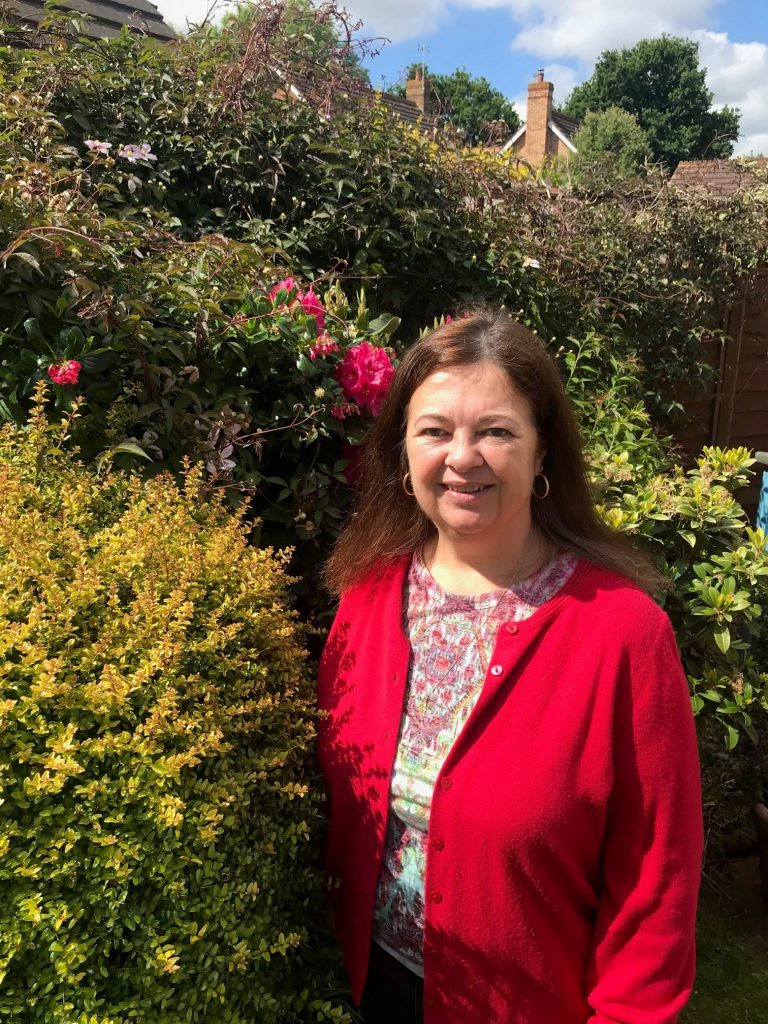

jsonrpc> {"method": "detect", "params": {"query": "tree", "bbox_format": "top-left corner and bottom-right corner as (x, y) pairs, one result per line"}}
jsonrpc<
(396, 65), (520, 145)
(563, 36), (739, 168)
(572, 106), (652, 179)
(218, 0), (371, 83)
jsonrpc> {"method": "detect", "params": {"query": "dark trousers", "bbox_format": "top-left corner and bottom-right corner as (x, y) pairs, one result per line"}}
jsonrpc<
(360, 943), (424, 1024)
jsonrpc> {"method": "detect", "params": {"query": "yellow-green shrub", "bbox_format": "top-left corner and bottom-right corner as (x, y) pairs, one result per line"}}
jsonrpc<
(0, 387), (347, 1023)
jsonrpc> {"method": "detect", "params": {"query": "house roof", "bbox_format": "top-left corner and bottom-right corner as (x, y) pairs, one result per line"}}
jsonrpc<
(283, 71), (441, 135)
(670, 158), (768, 195)
(377, 90), (441, 133)
(551, 110), (579, 140)
(501, 108), (580, 154)
(5, 0), (175, 42)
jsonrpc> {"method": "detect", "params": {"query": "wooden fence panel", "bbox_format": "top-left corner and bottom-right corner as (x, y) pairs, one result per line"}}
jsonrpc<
(666, 270), (768, 519)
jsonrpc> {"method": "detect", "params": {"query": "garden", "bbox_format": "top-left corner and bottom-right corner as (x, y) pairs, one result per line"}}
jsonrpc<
(1, 1), (768, 1020)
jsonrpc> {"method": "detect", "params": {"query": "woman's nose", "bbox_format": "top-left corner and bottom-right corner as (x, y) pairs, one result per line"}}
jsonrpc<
(445, 432), (484, 470)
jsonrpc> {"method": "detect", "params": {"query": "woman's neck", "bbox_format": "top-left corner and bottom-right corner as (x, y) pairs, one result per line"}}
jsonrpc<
(423, 529), (554, 597)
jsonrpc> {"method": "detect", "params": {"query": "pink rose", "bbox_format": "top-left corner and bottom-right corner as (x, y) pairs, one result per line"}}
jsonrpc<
(335, 342), (395, 416)
(269, 277), (299, 302)
(309, 334), (340, 360)
(300, 287), (326, 331)
(47, 360), (82, 386)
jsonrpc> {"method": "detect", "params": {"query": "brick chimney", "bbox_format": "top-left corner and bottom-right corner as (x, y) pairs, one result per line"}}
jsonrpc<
(525, 69), (553, 165)
(406, 69), (431, 115)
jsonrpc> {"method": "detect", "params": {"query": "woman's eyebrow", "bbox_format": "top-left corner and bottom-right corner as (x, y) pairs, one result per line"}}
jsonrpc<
(413, 413), (451, 425)
(412, 412), (520, 427)
(475, 414), (518, 426)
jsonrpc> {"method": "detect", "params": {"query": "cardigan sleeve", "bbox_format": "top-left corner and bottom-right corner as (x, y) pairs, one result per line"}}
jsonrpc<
(585, 612), (703, 1024)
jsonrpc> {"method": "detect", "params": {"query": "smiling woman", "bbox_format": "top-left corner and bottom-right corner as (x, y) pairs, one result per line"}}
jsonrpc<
(319, 309), (703, 1024)
(325, 308), (657, 594)
(404, 360), (545, 595)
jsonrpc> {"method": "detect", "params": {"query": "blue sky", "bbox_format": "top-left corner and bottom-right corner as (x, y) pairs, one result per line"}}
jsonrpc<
(152, 0), (768, 155)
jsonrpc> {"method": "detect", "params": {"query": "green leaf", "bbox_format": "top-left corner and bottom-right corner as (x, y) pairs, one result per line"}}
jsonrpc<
(724, 723), (739, 750)
(111, 442), (153, 460)
(713, 625), (731, 653)
(367, 314), (401, 340)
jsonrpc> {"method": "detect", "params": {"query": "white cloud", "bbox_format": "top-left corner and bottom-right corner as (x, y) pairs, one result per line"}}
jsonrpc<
(504, 0), (717, 62)
(695, 31), (768, 156)
(337, 0), (452, 42)
(341, 0), (720, 55)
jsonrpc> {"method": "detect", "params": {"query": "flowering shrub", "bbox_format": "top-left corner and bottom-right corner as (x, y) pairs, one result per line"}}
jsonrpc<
(0, 389), (349, 1022)
(5, 8), (768, 412)
(0, 145), (398, 603)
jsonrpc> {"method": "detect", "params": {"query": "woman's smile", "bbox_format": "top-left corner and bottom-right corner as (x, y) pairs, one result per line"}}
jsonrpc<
(442, 482), (492, 494)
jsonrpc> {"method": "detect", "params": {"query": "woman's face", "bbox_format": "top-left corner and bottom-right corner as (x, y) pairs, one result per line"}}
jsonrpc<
(404, 360), (543, 549)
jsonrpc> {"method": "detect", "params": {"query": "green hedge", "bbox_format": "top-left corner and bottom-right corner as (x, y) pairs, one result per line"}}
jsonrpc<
(0, 389), (348, 1023)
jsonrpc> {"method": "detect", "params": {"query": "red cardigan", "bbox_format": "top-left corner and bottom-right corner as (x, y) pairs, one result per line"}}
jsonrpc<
(317, 556), (703, 1024)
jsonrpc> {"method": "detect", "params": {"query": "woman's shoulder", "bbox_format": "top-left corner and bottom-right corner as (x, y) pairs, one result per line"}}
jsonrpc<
(567, 557), (673, 635)
(339, 553), (412, 607)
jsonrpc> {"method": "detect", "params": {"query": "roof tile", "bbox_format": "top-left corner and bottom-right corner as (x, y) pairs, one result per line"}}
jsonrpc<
(4, 0), (175, 41)
(671, 158), (768, 196)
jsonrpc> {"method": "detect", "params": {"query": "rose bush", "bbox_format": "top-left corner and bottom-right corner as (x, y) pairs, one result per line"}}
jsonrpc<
(4, 6), (768, 418)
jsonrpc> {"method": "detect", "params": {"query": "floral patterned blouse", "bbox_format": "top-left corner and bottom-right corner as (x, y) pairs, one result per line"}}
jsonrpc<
(372, 547), (578, 975)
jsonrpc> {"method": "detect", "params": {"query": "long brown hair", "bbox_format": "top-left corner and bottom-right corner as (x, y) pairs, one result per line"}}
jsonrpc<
(325, 309), (662, 595)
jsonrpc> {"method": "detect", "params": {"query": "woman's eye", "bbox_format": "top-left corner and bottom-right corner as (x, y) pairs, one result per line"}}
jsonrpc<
(421, 427), (446, 437)
(483, 427), (511, 438)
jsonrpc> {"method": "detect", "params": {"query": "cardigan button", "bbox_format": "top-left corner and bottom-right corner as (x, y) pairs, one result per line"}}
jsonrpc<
(440, 777), (452, 790)
(428, 947), (440, 959)
(430, 891), (443, 904)
(490, 664), (503, 676)
(427, 998), (439, 1009)
(432, 836), (445, 850)
(505, 622), (519, 635)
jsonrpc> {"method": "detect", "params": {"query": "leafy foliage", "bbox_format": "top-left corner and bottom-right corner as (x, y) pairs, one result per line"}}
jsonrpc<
(571, 106), (652, 182)
(0, 389), (349, 1022)
(569, 336), (768, 745)
(2, 5), (768, 761)
(563, 36), (740, 167)
(395, 64), (520, 145)
(1, 11), (765, 404)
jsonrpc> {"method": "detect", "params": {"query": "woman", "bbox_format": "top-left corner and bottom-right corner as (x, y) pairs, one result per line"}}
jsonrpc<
(317, 310), (702, 1024)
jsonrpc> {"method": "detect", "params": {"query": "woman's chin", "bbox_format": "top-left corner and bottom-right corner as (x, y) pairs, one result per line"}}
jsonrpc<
(435, 514), (495, 539)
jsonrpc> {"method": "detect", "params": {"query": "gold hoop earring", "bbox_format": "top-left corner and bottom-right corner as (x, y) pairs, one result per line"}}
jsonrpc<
(402, 472), (415, 497)
(533, 472), (550, 499)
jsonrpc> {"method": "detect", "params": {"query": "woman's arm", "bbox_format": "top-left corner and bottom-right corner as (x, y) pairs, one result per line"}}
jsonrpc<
(585, 615), (703, 1024)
